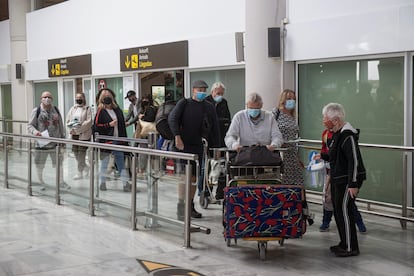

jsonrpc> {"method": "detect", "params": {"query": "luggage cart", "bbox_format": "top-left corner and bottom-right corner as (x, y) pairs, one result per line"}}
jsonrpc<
(199, 140), (227, 209)
(222, 148), (310, 261)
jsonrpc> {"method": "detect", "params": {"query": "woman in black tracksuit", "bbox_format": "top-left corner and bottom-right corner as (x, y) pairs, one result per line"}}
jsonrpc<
(322, 103), (366, 257)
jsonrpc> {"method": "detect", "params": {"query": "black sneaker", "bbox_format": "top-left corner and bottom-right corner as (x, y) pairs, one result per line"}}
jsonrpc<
(215, 192), (224, 200)
(334, 247), (360, 257)
(177, 202), (184, 220)
(191, 202), (202, 218)
(100, 183), (107, 191)
(123, 183), (131, 192)
(191, 208), (202, 219)
(330, 245), (342, 253)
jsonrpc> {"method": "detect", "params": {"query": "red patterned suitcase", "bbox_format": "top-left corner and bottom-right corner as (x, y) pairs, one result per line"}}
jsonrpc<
(223, 184), (307, 240)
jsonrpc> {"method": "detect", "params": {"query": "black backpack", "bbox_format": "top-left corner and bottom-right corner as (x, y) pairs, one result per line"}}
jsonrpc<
(155, 100), (179, 140)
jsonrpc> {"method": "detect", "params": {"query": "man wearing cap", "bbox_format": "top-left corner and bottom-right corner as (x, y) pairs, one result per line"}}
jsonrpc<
(124, 90), (139, 130)
(168, 80), (220, 219)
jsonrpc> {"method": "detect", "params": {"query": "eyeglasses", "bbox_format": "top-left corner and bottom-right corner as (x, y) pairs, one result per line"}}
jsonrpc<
(42, 96), (52, 99)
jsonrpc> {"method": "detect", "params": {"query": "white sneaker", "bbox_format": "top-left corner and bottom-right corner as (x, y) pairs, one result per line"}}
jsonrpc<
(73, 173), (83, 180)
(84, 166), (90, 177)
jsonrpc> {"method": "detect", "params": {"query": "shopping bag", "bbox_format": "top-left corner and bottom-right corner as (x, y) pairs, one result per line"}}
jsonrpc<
(136, 119), (157, 138)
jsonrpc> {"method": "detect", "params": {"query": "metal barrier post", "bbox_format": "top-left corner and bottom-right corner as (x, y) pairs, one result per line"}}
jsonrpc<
(3, 135), (8, 188)
(55, 145), (61, 205)
(19, 124), (22, 153)
(401, 153), (408, 229)
(131, 153), (137, 230)
(89, 148), (95, 216)
(146, 132), (159, 228)
(94, 133), (100, 198)
(183, 161), (192, 248)
(28, 141), (33, 196)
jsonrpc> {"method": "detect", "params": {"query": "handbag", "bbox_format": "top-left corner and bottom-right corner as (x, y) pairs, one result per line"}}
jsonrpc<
(233, 145), (282, 166)
(137, 119), (157, 138)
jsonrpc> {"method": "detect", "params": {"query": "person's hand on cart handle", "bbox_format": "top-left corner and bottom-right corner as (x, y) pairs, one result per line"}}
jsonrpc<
(235, 144), (243, 152)
(175, 135), (184, 151)
(266, 145), (275, 152)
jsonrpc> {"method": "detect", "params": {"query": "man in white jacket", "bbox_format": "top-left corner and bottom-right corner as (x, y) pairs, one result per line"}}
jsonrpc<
(225, 92), (283, 151)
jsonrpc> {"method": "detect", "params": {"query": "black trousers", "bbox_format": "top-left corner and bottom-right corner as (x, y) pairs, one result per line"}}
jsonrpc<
(331, 182), (359, 252)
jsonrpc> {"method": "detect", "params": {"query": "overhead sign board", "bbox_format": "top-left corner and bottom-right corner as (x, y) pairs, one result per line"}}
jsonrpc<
(48, 54), (92, 77)
(120, 40), (188, 71)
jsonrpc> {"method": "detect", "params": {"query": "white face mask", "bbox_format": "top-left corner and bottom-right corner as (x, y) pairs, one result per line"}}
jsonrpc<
(42, 98), (52, 106)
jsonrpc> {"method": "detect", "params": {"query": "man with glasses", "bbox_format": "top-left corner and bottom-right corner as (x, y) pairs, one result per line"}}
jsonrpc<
(27, 91), (69, 189)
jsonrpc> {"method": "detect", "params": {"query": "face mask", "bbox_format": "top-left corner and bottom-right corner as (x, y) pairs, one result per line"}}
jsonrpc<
(196, 91), (207, 101)
(76, 99), (83, 105)
(285, 99), (296, 110)
(141, 101), (149, 107)
(42, 98), (52, 106)
(247, 108), (261, 118)
(103, 96), (112, 105)
(214, 95), (223, 103)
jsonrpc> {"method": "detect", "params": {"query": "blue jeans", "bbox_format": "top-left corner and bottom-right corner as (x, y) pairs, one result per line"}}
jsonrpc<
(100, 150), (128, 184)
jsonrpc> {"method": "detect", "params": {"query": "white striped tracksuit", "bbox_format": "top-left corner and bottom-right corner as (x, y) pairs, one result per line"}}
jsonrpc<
(329, 122), (366, 252)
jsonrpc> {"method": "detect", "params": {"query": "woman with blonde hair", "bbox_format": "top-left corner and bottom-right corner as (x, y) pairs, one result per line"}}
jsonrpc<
(273, 89), (304, 185)
(94, 88), (131, 192)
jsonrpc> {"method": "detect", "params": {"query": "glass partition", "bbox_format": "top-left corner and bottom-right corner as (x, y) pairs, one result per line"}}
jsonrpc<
(0, 84), (12, 132)
(34, 82), (58, 103)
(298, 57), (405, 204)
(190, 69), (245, 118)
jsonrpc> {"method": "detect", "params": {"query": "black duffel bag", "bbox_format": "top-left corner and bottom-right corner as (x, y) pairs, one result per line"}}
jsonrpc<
(233, 145), (282, 166)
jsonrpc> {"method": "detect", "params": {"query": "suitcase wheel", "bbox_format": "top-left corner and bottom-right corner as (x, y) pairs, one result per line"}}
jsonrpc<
(199, 191), (209, 209)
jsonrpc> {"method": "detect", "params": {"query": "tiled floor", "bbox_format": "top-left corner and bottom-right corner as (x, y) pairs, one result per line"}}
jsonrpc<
(0, 186), (413, 276)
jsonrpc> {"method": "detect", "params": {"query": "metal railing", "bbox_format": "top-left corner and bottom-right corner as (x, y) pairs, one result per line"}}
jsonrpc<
(299, 139), (414, 228)
(0, 131), (208, 248)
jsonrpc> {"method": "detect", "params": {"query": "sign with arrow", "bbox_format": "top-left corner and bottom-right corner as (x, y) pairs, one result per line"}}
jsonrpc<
(48, 54), (92, 78)
(120, 41), (188, 71)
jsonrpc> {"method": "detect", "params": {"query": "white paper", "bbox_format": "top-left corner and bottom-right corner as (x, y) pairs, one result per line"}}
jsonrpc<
(36, 130), (51, 148)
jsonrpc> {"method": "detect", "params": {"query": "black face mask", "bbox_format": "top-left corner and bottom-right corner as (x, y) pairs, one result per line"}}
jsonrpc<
(76, 99), (83, 105)
(103, 97), (112, 105)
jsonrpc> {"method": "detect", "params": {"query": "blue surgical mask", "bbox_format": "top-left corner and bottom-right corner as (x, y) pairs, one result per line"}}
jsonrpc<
(285, 99), (296, 110)
(213, 95), (223, 103)
(196, 91), (207, 101)
(247, 108), (261, 118)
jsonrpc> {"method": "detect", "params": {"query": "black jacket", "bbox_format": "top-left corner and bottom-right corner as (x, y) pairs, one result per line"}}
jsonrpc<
(94, 107), (128, 145)
(205, 95), (231, 147)
(168, 98), (220, 149)
(329, 122), (366, 188)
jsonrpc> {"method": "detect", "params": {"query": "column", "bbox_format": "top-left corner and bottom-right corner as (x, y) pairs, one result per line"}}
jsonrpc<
(9, 0), (32, 126)
(245, 0), (294, 110)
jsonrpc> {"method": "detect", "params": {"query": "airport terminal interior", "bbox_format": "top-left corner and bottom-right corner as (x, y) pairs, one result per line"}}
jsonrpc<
(1, 1), (414, 275)
(0, 139), (413, 276)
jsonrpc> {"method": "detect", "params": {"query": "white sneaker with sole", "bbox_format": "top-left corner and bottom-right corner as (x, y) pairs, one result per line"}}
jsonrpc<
(73, 173), (83, 180)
